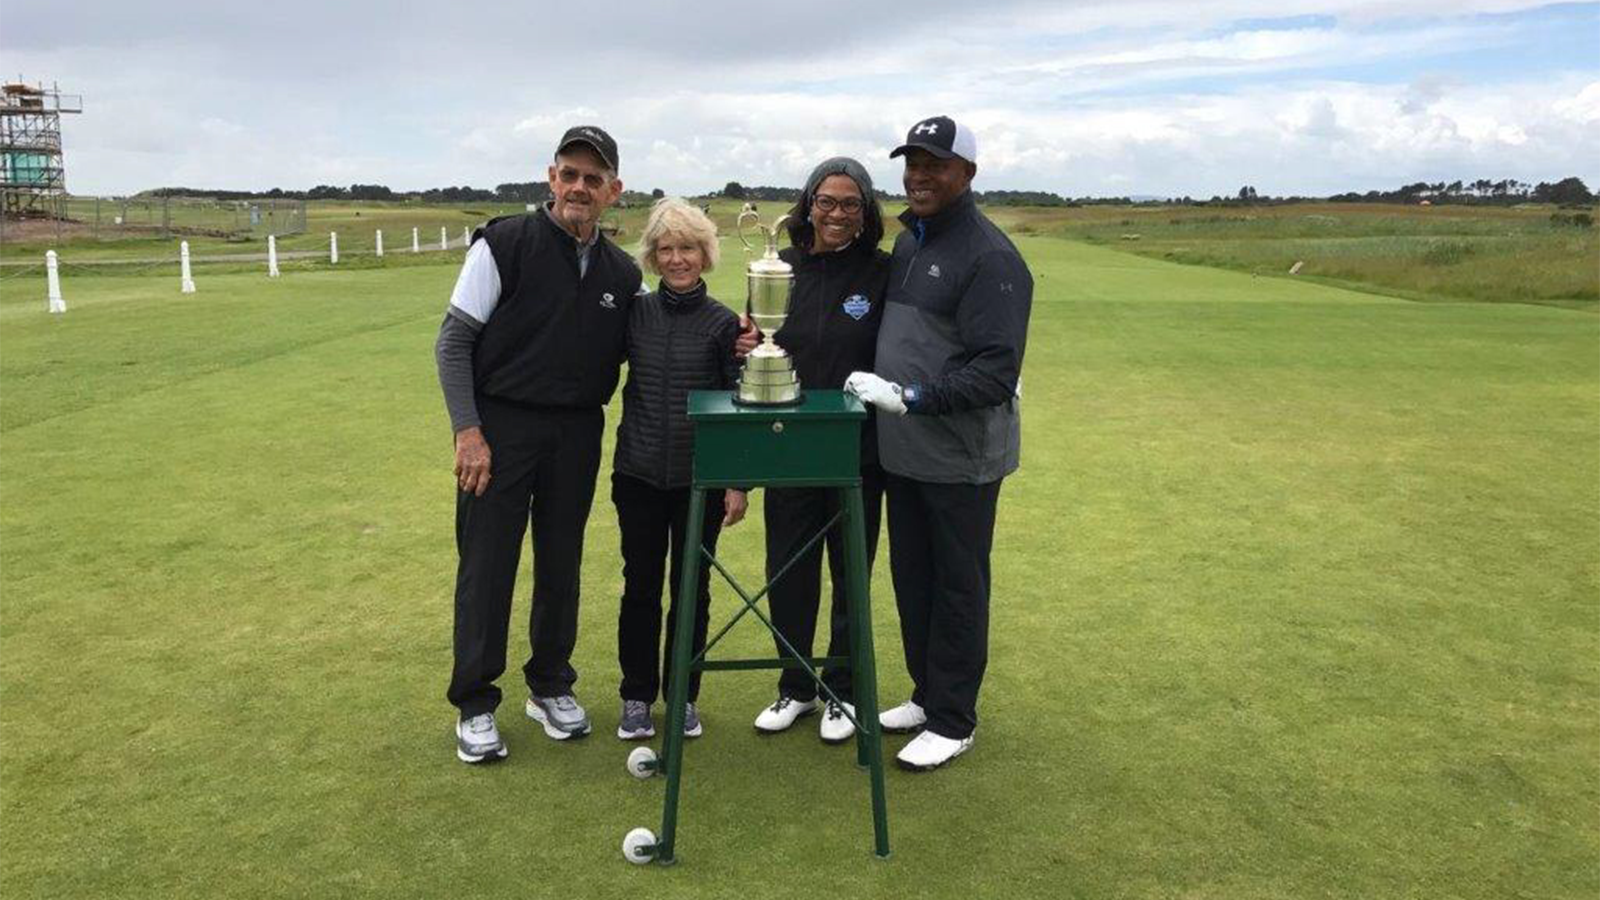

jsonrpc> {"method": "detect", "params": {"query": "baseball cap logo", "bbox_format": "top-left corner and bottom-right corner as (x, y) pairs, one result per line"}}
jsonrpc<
(913, 121), (940, 136)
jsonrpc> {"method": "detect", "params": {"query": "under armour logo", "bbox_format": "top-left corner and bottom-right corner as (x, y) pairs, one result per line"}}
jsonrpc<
(913, 121), (940, 136)
(600, 293), (617, 309)
(999, 282), (1013, 293)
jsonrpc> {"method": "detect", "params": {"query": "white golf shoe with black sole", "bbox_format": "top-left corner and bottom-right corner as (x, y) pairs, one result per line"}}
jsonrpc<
(456, 713), (508, 764)
(753, 696), (820, 734)
(878, 699), (927, 734)
(895, 730), (973, 772)
(819, 701), (857, 744)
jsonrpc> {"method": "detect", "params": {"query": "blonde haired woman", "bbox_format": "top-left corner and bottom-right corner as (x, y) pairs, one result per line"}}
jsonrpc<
(612, 198), (747, 740)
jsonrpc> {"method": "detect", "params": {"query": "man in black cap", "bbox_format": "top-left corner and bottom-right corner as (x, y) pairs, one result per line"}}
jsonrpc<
(435, 126), (639, 763)
(845, 115), (1033, 771)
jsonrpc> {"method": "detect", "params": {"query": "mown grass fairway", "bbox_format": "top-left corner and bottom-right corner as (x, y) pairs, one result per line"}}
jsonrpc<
(1, 234), (1596, 899)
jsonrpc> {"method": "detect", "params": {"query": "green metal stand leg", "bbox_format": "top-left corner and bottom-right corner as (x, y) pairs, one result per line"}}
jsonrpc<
(841, 486), (891, 859)
(656, 487), (707, 865)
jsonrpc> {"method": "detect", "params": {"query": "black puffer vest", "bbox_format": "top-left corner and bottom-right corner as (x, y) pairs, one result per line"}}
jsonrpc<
(613, 281), (741, 489)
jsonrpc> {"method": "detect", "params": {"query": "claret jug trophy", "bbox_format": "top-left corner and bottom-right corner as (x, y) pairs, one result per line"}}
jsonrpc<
(734, 209), (802, 406)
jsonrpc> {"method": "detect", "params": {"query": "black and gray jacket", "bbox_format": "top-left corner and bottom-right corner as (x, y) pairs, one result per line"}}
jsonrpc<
(613, 281), (741, 489)
(774, 242), (891, 466)
(875, 191), (1033, 484)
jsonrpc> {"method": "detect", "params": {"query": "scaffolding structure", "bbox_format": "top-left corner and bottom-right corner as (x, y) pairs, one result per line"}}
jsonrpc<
(1, 81), (83, 220)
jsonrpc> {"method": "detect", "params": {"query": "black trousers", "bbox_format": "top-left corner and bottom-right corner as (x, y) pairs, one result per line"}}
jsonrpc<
(447, 399), (603, 718)
(764, 464), (885, 703)
(613, 472), (726, 704)
(884, 472), (1003, 740)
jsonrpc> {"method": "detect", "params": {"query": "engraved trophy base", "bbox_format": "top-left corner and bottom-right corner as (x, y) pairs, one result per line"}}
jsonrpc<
(735, 352), (802, 406)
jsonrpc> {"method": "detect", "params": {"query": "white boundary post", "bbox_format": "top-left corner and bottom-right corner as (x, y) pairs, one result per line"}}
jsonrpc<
(375, 229), (384, 257)
(46, 250), (66, 313)
(330, 231), (339, 264)
(267, 234), (281, 277)
(411, 227), (419, 253)
(439, 226), (447, 251)
(462, 225), (470, 249)
(180, 241), (197, 293)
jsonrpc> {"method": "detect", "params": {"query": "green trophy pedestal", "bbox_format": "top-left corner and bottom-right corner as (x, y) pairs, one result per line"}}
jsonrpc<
(626, 390), (890, 865)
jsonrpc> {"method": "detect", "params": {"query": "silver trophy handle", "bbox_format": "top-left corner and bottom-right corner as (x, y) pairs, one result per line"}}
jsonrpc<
(737, 211), (793, 257)
(737, 208), (763, 254)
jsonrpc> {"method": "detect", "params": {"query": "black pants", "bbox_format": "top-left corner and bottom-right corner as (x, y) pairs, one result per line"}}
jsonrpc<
(764, 464), (885, 703)
(613, 472), (727, 704)
(447, 399), (603, 718)
(884, 473), (1003, 740)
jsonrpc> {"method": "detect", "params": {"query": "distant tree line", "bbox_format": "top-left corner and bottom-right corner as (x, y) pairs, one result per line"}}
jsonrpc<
(133, 176), (1593, 208)
(1326, 177), (1593, 207)
(141, 182), (558, 204)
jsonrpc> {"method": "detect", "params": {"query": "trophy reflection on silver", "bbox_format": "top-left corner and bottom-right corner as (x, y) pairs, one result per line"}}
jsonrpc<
(733, 209), (802, 406)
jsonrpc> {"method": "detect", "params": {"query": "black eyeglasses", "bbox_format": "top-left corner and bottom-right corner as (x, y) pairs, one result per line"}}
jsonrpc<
(812, 195), (864, 214)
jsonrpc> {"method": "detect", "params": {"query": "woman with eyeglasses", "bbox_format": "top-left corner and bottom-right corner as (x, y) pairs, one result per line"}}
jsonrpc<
(751, 157), (892, 744)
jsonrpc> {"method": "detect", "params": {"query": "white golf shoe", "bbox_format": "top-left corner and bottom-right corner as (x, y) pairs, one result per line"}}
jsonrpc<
(753, 696), (819, 733)
(895, 730), (973, 772)
(455, 712), (508, 764)
(819, 701), (856, 744)
(878, 699), (927, 733)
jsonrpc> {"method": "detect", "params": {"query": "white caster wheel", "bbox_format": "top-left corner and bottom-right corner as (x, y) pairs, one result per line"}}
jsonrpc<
(622, 827), (658, 864)
(626, 745), (658, 779)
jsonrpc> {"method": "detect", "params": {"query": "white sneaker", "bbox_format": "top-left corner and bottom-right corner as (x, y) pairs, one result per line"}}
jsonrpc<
(455, 713), (508, 764)
(526, 694), (592, 741)
(819, 701), (856, 744)
(895, 730), (973, 771)
(753, 696), (819, 733)
(878, 699), (926, 733)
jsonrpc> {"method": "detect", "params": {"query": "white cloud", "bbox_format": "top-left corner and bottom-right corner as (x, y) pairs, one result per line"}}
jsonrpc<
(5, 2), (1595, 196)
(1553, 81), (1600, 123)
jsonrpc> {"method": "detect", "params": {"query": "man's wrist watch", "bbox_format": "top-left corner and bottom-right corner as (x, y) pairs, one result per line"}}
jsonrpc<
(901, 384), (920, 409)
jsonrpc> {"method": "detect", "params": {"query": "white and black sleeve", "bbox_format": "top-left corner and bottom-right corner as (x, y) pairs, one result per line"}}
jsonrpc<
(435, 240), (502, 433)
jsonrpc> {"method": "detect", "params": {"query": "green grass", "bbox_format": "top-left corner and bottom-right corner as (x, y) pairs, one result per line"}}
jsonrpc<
(12, 198), (1595, 311)
(1, 234), (1597, 899)
(985, 202), (1599, 309)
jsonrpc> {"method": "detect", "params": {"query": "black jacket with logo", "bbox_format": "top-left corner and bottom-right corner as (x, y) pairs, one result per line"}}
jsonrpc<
(875, 191), (1033, 484)
(773, 242), (891, 465)
(613, 282), (741, 489)
(472, 209), (641, 408)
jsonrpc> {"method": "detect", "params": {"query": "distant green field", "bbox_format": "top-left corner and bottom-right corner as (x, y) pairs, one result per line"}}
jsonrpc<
(2, 233), (1595, 899)
(8, 198), (1595, 311)
(985, 202), (1599, 309)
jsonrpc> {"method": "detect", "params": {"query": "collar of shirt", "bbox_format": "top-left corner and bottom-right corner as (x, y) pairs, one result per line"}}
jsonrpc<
(657, 278), (707, 309)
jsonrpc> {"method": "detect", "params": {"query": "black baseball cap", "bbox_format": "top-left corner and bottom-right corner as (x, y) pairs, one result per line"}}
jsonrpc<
(556, 125), (619, 172)
(890, 115), (977, 164)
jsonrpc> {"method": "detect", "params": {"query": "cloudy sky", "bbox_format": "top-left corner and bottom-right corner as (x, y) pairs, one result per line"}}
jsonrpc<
(5, 1), (1597, 198)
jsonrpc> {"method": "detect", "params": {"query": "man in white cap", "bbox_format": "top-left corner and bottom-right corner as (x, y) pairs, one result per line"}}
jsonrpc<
(845, 115), (1033, 771)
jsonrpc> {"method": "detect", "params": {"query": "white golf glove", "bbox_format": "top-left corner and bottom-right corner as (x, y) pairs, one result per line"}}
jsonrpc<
(844, 371), (908, 416)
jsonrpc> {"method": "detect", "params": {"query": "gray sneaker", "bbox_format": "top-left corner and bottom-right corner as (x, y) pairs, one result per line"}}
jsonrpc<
(683, 702), (703, 739)
(525, 694), (592, 741)
(456, 712), (508, 764)
(617, 700), (655, 740)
